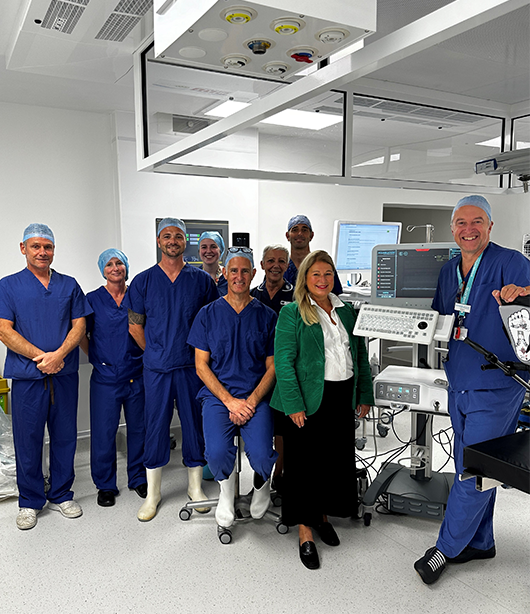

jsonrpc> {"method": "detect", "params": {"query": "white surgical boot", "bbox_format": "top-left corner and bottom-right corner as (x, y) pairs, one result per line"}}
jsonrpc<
(215, 466), (237, 528)
(137, 467), (162, 522)
(250, 473), (271, 519)
(187, 466), (211, 514)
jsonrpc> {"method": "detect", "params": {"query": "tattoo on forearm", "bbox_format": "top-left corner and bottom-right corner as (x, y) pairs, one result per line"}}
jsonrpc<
(128, 309), (146, 326)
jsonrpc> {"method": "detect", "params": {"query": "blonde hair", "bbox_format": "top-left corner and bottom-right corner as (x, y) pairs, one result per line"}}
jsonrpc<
(294, 250), (337, 326)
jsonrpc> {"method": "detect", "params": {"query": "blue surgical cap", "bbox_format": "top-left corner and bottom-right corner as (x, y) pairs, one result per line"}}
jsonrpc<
(23, 223), (55, 245)
(287, 215), (312, 232)
(157, 217), (186, 236)
(452, 195), (492, 221)
(98, 248), (129, 281)
(224, 247), (254, 269)
(199, 231), (225, 256)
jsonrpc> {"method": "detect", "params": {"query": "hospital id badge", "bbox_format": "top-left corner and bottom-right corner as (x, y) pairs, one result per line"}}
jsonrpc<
(455, 302), (471, 313)
(453, 326), (468, 340)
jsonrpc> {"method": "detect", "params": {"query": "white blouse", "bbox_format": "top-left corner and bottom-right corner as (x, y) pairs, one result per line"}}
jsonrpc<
(310, 293), (354, 381)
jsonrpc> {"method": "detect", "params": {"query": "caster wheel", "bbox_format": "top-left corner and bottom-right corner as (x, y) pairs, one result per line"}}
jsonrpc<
(179, 508), (191, 521)
(218, 527), (232, 544)
(271, 493), (282, 507)
(276, 522), (289, 535)
(355, 438), (366, 451)
(355, 419), (360, 430)
(377, 424), (389, 438)
(363, 512), (371, 526)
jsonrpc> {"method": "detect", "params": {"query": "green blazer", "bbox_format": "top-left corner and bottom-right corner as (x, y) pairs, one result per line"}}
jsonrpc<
(270, 300), (375, 416)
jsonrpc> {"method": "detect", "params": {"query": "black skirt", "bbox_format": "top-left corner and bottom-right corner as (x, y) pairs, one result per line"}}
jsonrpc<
(281, 377), (358, 527)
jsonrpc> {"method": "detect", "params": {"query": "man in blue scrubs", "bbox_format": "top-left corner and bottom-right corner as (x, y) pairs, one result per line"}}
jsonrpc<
(414, 196), (530, 584)
(0, 224), (91, 530)
(284, 215), (343, 296)
(81, 249), (146, 508)
(188, 247), (278, 529)
(125, 218), (218, 521)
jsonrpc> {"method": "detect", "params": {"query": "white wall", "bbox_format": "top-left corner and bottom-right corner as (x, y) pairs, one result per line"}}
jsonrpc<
(0, 101), (119, 432)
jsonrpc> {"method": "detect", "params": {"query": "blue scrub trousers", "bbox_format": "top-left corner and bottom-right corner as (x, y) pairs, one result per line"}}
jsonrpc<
(143, 367), (205, 469)
(11, 373), (78, 510)
(202, 396), (277, 482)
(436, 386), (525, 558)
(90, 376), (146, 493)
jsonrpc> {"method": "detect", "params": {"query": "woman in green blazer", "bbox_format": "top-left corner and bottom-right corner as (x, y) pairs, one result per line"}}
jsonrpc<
(271, 250), (374, 570)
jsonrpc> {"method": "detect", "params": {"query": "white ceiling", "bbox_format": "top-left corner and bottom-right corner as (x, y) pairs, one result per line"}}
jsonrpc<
(0, 0), (528, 117)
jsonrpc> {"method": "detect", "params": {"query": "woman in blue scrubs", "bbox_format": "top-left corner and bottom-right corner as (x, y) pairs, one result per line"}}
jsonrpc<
(198, 231), (227, 296)
(81, 249), (146, 507)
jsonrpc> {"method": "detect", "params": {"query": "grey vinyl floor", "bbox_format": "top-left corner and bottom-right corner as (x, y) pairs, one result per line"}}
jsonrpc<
(0, 411), (528, 614)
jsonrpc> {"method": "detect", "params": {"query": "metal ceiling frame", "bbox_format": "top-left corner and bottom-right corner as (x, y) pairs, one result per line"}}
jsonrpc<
(133, 0), (528, 193)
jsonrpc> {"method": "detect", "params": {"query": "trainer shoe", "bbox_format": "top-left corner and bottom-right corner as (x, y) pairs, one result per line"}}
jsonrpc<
(48, 499), (83, 518)
(414, 546), (447, 584)
(447, 544), (496, 564)
(16, 508), (40, 531)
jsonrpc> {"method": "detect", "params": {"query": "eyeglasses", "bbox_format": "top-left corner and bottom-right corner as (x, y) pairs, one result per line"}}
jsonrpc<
(227, 246), (253, 254)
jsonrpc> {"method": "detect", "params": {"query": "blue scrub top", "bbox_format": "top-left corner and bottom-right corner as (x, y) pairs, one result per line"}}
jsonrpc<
(124, 264), (218, 372)
(86, 286), (143, 384)
(0, 268), (92, 380)
(250, 279), (294, 316)
(188, 297), (277, 399)
(284, 258), (343, 296)
(432, 242), (530, 391)
(217, 274), (228, 297)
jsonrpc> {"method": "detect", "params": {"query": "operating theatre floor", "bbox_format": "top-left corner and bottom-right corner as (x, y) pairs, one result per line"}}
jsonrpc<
(0, 410), (528, 614)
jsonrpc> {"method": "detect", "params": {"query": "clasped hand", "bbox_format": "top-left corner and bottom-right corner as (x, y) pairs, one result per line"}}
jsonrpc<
(226, 398), (256, 426)
(33, 351), (65, 375)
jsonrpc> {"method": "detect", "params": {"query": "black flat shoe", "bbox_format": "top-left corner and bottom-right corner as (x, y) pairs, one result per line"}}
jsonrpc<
(131, 483), (148, 499)
(299, 541), (320, 570)
(314, 521), (340, 546)
(447, 545), (496, 564)
(97, 490), (116, 507)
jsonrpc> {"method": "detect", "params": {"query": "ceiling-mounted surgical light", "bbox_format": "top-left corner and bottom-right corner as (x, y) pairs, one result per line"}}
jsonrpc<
(222, 6), (256, 24)
(317, 27), (350, 44)
(271, 17), (305, 35)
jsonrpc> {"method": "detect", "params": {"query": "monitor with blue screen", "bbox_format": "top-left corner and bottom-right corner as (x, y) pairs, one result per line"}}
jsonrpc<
(332, 220), (402, 287)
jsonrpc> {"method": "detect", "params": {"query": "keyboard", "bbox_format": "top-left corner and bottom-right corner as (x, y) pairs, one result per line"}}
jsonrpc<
(354, 304), (439, 345)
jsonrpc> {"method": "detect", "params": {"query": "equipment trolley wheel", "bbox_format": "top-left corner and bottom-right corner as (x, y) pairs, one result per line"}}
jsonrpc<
(179, 507), (192, 521)
(355, 437), (366, 451)
(377, 424), (389, 438)
(271, 492), (282, 507)
(217, 526), (232, 544)
(363, 512), (371, 526)
(276, 522), (289, 535)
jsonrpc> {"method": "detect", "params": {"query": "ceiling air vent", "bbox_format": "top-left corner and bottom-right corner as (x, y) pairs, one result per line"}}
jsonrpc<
(95, 0), (153, 43)
(41, 0), (90, 35)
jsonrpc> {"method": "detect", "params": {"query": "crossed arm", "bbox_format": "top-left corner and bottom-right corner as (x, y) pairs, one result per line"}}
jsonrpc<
(195, 348), (276, 426)
(0, 317), (86, 375)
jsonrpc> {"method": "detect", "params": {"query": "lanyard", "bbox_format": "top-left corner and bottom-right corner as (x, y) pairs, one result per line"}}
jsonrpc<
(456, 252), (483, 319)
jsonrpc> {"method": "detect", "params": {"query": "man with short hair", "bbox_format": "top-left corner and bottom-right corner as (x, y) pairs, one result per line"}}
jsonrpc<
(188, 247), (278, 529)
(125, 218), (218, 521)
(250, 244), (293, 315)
(0, 224), (91, 530)
(414, 195), (530, 584)
(284, 215), (343, 295)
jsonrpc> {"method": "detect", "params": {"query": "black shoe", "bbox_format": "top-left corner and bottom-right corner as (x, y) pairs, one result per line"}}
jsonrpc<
(447, 545), (496, 564)
(313, 521), (340, 546)
(97, 490), (116, 507)
(299, 541), (320, 570)
(414, 547), (447, 585)
(131, 483), (148, 499)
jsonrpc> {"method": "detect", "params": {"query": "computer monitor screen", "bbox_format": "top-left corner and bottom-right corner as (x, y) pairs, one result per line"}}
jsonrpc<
(332, 221), (402, 284)
(155, 218), (229, 266)
(371, 242), (461, 308)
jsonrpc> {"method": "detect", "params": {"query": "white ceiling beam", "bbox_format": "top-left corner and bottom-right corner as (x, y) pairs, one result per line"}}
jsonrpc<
(137, 0), (528, 171)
